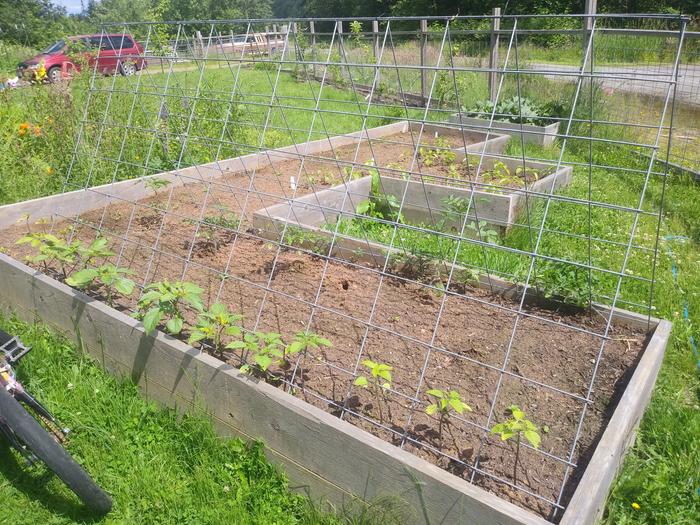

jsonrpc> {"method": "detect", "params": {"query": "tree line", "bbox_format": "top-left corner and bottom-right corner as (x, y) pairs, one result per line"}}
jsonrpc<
(1, 0), (697, 48)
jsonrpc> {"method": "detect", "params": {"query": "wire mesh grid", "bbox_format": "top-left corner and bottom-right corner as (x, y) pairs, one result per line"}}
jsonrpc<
(7, 13), (693, 521)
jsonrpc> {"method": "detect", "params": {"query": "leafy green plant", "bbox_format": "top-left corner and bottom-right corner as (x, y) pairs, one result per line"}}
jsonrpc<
(419, 136), (456, 167)
(349, 20), (365, 47)
(355, 161), (404, 222)
(66, 264), (135, 306)
(188, 302), (242, 357)
(282, 226), (329, 256)
(465, 96), (553, 127)
(78, 236), (115, 268)
(136, 280), (204, 335)
(284, 331), (332, 364)
(17, 233), (82, 278)
(491, 405), (541, 484)
(425, 389), (472, 442)
(466, 220), (500, 245)
(144, 177), (172, 195)
(230, 331), (285, 375)
(354, 359), (393, 421)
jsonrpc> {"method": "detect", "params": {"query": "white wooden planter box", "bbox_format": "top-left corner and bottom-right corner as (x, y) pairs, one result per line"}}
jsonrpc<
(448, 114), (561, 147)
(406, 121), (511, 159)
(252, 156), (573, 236)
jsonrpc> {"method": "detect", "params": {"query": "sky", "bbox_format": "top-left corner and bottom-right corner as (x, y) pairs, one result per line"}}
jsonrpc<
(53, 0), (83, 15)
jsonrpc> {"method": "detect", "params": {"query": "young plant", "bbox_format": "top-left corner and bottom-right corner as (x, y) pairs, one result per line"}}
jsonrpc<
(491, 405), (541, 485)
(281, 331), (332, 383)
(188, 303), (242, 357)
(355, 161), (403, 223)
(466, 220), (500, 245)
(419, 136), (456, 167)
(17, 233), (82, 278)
(228, 332), (283, 372)
(284, 331), (332, 364)
(137, 280), (204, 335)
(66, 264), (135, 306)
(354, 359), (393, 421)
(229, 331), (284, 375)
(425, 389), (472, 442)
(78, 236), (115, 268)
(144, 177), (171, 195)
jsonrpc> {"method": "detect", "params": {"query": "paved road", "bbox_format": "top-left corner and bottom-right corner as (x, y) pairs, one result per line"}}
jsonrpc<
(529, 63), (700, 107)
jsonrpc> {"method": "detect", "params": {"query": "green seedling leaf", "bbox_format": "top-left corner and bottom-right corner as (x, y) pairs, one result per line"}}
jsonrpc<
(354, 376), (369, 387)
(142, 308), (163, 334)
(166, 317), (183, 335)
(66, 268), (99, 287)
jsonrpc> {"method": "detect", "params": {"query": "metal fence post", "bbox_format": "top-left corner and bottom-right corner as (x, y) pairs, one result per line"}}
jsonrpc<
(489, 8), (501, 102)
(310, 21), (316, 79)
(584, 0), (597, 55)
(420, 19), (428, 106)
(373, 20), (381, 85)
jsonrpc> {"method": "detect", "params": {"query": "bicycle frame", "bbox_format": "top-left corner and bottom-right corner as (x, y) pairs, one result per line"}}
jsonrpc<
(0, 328), (69, 463)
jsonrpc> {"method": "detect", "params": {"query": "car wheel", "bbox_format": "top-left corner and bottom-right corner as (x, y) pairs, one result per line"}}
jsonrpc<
(47, 66), (62, 83)
(119, 61), (136, 76)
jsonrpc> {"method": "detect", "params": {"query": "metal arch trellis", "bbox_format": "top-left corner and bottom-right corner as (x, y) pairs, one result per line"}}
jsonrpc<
(43, 12), (692, 520)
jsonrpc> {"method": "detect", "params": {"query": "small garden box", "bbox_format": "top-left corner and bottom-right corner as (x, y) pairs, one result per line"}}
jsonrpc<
(448, 114), (561, 147)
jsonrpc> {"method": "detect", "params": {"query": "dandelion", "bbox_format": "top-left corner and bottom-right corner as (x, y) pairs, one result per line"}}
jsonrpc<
(46, 167), (53, 175)
(631, 502), (640, 510)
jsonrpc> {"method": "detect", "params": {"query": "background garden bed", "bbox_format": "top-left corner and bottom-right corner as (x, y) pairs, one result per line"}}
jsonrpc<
(447, 115), (561, 147)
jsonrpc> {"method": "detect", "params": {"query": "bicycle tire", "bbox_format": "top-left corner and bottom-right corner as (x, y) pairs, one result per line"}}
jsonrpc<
(0, 386), (112, 514)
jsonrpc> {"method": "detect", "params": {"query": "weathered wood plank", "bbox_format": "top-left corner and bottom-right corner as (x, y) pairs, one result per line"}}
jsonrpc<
(560, 319), (672, 525)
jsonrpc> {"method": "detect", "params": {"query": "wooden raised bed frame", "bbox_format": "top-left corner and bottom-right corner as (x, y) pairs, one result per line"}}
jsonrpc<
(0, 123), (670, 525)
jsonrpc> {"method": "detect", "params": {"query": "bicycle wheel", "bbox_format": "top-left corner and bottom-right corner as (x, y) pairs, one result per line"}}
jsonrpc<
(0, 386), (112, 513)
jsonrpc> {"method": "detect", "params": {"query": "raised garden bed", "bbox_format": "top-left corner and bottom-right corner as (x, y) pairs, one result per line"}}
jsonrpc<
(253, 156), (573, 240)
(0, 126), (669, 525)
(448, 114), (561, 147)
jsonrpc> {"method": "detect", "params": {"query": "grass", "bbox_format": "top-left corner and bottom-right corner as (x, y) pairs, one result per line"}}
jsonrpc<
(0, 65), (432, 206)
(0, 55), (698, 523)
(0, 315), (408, 525)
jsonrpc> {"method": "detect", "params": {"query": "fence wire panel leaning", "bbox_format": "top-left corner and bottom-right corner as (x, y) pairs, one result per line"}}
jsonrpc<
(8, 13), (692, 522)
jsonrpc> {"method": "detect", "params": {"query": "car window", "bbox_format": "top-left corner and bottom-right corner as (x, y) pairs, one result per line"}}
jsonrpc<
(109, 36), (135, 50)
(40, 40), (66, 54)
(88, 36), (112, 50)
(232, 35), (246, 44)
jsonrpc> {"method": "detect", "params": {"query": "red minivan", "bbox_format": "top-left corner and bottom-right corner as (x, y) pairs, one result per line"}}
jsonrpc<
(17, 34), (147, 83)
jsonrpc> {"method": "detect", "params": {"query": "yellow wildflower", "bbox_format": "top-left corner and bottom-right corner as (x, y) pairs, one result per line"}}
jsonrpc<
(47, 167), (53, 175)
(631, 502), (640, 510)
(33, 126), (42, 136)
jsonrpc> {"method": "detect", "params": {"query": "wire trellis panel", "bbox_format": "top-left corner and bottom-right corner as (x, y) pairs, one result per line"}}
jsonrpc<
(9, 13), (691, 521)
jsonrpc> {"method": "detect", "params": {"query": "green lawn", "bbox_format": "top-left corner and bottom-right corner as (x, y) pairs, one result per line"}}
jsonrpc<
(0, 316), (406, 525)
